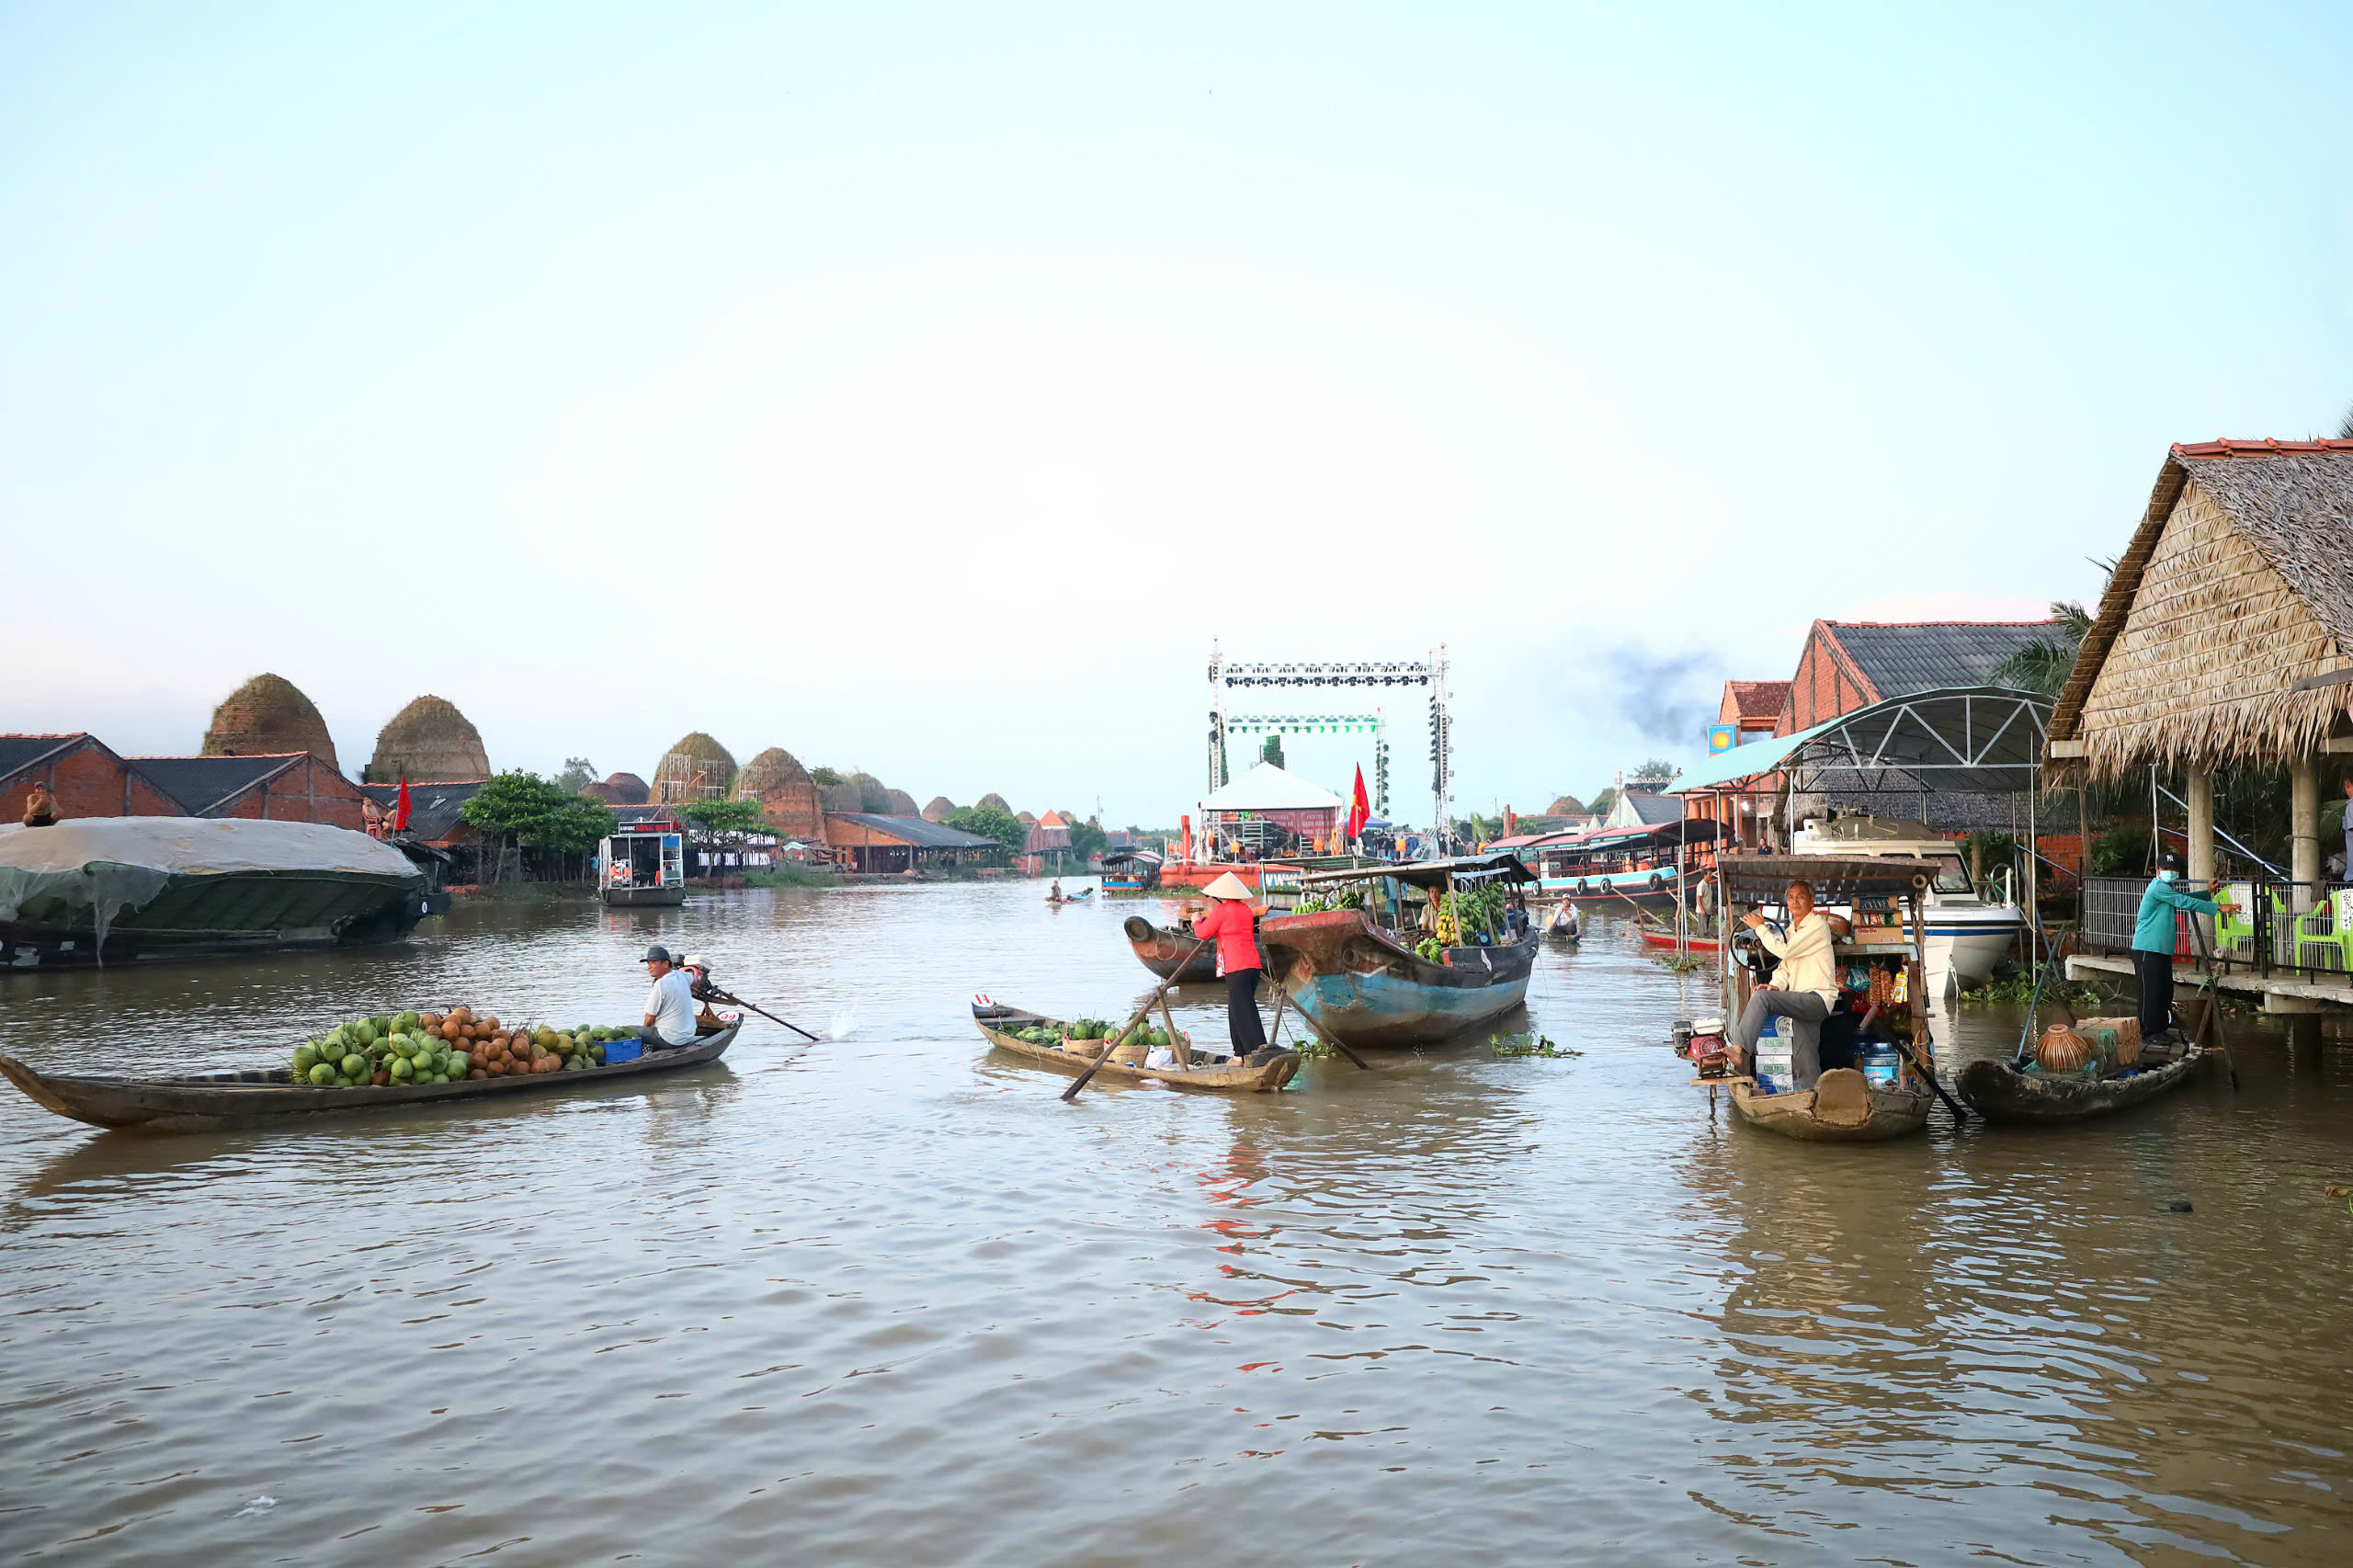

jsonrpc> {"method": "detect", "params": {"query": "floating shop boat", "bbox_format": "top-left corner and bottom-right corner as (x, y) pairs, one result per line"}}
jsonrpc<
(597, 808), (687, 907)
(1256, 853), (1540, 1050)
(971, 1002), (1298, 1093)
(1519, 819), (1728, 909)
(1792, 813), (2026, 995)
(0, 1021), (741, 1133)
(1955, 1039), (2205, 1122)
(1099, 849), (1164, 892)
(0, 817), (432, 971)
(1708, 855), (1946, 1142)
(1123, 915), (1263, 983)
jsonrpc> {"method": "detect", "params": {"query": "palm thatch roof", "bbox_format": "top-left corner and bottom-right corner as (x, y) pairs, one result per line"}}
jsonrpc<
(654, 733), (737, 803)
(367, 695), (489, 783)
(203, 674), (338, 771)
(600, 771), (651, 805)
(921, 795), (957, 823)
(732, 747), (812, 800)
(2050, 439), (2353, 779)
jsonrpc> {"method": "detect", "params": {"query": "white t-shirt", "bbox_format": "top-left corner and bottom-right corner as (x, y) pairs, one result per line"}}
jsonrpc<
(645, 969), (699, 1045)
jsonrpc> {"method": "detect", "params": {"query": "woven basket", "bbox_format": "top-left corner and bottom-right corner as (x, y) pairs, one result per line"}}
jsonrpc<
(2035, 1025), (2092, 1072)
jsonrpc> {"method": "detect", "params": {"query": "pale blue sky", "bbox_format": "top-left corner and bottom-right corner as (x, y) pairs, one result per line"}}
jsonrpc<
(4, 4), (2347, 824)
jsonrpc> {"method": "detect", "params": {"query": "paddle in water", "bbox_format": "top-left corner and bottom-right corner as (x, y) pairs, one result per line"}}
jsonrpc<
(699, 983), (822, 1042)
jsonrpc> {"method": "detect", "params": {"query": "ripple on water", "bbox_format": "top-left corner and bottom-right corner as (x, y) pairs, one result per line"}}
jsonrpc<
(3, 888), (2351, 1564)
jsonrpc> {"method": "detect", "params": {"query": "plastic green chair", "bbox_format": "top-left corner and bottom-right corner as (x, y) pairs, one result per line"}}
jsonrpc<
(2286, 889), (2353, 974)
(2214, 881), (2258, 960)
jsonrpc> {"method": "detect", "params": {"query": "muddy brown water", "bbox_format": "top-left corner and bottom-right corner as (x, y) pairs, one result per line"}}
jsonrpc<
(4, 884), (2351, 1566)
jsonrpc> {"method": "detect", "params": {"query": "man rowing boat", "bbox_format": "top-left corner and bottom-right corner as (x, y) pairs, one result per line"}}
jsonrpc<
(640, 946), (699, 1051)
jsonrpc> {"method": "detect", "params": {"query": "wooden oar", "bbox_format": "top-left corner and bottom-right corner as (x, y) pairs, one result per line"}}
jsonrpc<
(1063, 938), (1204, 1101)
(2184, 909), (2239, 1089)
(703, 985), (821, 1042)
(1890, 1034), (1968, 1123)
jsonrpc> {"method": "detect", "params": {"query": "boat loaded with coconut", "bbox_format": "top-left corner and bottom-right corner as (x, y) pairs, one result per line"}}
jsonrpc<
(969, 1001), (1299, 1093)
(1254, 853), (1540, 1050)
(1682, 855), (1952, 1142)
(0, 817), (435, 970)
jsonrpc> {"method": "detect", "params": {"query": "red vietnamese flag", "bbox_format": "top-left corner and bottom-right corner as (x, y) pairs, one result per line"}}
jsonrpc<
(1346, 764), (1370, 840)
(393, 774), (413, 833)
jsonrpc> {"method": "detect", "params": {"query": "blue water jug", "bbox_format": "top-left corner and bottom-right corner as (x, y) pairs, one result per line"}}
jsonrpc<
(1860, 1041), (1900, 1087)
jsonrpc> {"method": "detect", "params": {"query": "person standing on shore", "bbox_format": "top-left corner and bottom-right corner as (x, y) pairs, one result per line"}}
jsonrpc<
(1191, 871), (1272, 1062)
(2132, 850), (2232, 1046)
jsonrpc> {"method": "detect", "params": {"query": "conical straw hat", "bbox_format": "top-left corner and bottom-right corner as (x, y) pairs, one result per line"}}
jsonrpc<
(1201, 871), (1253, 901)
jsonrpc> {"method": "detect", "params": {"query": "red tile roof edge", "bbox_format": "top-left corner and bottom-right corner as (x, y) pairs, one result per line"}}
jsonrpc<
(2173, 437), (2353, 459)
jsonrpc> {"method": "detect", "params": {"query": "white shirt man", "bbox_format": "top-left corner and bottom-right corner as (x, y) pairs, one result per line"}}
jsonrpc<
(1732, 881), (1848, 1089)
(642, 946), (699, 1048)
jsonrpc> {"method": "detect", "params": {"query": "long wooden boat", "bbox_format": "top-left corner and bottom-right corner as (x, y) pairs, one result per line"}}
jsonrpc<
(1258, 910), (1538, 1048)
(972, 1003), (1297, 1093)
(1955, 1041), (2204, 1122)
(1728, 1068), (1931, 1142)
(1046, 887), (1096, 904)
(0, 1021), (740, 1133)
(1122, 915), (1263, 983)
(1637, 926), (1720, 953)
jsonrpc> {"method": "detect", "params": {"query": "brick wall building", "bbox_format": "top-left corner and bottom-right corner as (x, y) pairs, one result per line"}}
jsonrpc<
(0, 734), (367, 829)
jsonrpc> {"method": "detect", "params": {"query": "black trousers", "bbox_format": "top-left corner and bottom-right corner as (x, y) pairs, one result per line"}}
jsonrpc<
(1225, 969), (1267, 1053)
(2132, 949), (2174, 1041)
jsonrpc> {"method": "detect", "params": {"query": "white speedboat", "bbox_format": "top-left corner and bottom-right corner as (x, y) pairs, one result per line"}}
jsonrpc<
(1790, 815), (2023, 995)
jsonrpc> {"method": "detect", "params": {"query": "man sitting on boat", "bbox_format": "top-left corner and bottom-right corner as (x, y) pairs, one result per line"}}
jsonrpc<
(2132, 851), (2232, 1048)
(1547, 902), (1580, 939)
(641, 945), (699, 1050)
(1191, 871), (1275, 1064)
(1733, 880), (1847, 1090)
(681, 952), (725, 1028)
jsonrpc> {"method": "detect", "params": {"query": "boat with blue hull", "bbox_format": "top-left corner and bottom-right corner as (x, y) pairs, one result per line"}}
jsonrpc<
(1258, 854), (1540, 1050)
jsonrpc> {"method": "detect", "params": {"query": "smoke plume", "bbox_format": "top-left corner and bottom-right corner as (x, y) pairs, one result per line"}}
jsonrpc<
(1603, 649), (1718, 744)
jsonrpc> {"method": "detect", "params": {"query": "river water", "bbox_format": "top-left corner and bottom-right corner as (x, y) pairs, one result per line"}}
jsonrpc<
(5, 881), (2351, 1566)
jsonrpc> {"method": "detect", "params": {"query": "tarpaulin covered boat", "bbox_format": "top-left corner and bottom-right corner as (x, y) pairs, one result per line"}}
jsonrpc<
(0, 817), (430, 970)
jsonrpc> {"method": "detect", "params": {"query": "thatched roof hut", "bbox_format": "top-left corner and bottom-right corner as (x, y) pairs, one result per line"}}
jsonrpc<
(2050, 439), (2353, 780)
(600, 771), (651, 805)
(654, 733), (736, 804)
(921, 796), (956, 823)
(976, 792), (1012, 814)
(882, 788), (920, 816)
(367, 695), (489, 782)
(203, 674), (339, 771)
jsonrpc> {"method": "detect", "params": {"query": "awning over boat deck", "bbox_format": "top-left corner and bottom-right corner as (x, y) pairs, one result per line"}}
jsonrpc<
(1295, 852), (1537, 890)
(1718, 854), (1946, 907)
(1674, 687), (2053, 798)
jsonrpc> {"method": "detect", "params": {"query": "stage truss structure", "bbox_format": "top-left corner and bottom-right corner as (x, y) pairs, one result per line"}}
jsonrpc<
(1207, 643), (1451, 828)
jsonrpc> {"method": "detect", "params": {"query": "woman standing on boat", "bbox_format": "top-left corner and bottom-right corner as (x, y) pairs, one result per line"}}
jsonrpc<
(1191, 872), (1271, 1062)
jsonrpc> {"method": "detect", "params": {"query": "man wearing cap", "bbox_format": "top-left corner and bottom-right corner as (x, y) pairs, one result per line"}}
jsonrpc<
(641, 946), (699, 1050)
(1188, 871), (1273, 1062)
(2132, 851), (2232, 1047)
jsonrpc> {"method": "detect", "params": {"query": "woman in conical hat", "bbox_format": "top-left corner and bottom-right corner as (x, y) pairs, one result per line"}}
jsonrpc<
(1190, 871), (1270, 1061)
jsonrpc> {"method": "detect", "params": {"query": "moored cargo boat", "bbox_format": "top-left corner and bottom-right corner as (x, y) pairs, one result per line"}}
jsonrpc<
(0, 817), (431, 970)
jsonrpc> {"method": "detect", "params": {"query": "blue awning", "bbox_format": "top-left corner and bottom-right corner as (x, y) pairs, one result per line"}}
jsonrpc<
(1672, 718), (1837, 794)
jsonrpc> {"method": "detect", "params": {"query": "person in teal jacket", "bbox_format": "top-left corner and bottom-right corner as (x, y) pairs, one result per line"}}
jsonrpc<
(2132, 850), (2231, 1045)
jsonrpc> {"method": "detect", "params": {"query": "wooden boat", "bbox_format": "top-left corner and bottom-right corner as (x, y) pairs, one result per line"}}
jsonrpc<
(0, 1021), (740, 1133)
(1955, 1041), (2205, 1122)
(1637, 927), (1720, 953)
(1257, 854), (1540, 1050)
(1123, 915), (1263, 983)
(972, 1003), (1298, 1093)
(1728, 1069), (1932, 1142)
(1046, 887), (1096, 904)
(597, 810), (688, 907)
(1705, 855), (1951, 1143)
(1099, 849), (1163, 892)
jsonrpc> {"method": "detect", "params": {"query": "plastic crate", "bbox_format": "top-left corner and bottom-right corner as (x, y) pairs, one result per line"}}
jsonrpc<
(604, 1036), (643, 1064)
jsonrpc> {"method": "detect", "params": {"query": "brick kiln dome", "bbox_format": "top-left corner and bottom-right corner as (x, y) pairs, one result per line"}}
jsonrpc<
(882, 788), (920, 816)
(368, 695), (489, 782)
(653, 733), (736, 803)
(202, 674), (339, 771)
(976, 792), (1012, 814)
(731, 748), (813, 800)
(600, 772), (651, 805)
(921, 796), (957, 823)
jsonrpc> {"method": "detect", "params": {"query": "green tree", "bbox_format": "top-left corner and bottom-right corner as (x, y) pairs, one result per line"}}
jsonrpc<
(460, 771), (615, 881)
(555, 756), (597, 793)
(1629, 758), (1678, 790)
(810, 766), (844, 788)
(944, 804), (1026, 858)
(1067, 816), (1108, 863)
(1990, 599), (2096, 699)
(1587, 785), (1619, 817)
(682, 799), (767, 835)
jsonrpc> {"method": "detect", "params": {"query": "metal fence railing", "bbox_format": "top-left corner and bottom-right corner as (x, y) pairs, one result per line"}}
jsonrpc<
(2079, 875), (2353, 983)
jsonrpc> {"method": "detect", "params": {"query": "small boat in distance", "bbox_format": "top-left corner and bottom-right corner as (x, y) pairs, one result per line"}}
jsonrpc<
(1099, 849), (1164, 892)
(0, 1021), (741, 1134)
(598, 806), (687, 907)
(1258, 854), (1540, 1050)
(1046, 886), (1096, 904)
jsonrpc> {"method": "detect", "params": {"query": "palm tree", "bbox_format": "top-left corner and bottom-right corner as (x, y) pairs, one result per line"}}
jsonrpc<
(1990, 599), (2095, 699)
